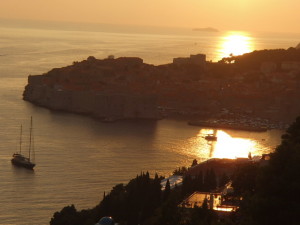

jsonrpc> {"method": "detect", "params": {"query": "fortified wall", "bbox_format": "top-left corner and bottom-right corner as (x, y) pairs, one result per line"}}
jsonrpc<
(23, 73), (160, 121)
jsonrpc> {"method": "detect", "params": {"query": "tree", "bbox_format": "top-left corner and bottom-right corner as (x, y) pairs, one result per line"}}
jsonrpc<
(239, 116), (300, 225)
(173, 166), (188, 175)
(157, 190), (182, 225)
(191, 159), (198, 167)
(203, 169), (217, 191)
(50, 173), (163, 225)
(194, 172), (204, 191)
(219, 172), (230, 188)
(50, 205), (82, 225)
(231, 163), (258, 196)
(202, 198), (208, 210)
(163, 179), (171, 201)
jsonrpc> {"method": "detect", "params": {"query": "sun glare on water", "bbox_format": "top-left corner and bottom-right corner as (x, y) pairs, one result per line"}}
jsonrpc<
(212, 130), (256, 159)
(217, 32), (254, 60)
(195, 129), (257, 159)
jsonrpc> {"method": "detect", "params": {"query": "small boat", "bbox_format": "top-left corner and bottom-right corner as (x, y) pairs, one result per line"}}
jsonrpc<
(205, 134), (217, 141)
(11, 117), (36, 169)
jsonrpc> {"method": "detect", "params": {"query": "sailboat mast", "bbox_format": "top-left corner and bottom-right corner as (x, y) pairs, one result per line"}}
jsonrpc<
(28, 116), (33, 160)
(19, 125), (22, 154)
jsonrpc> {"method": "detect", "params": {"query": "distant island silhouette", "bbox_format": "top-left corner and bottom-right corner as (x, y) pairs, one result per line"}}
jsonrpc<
(193, 27), (219, 32)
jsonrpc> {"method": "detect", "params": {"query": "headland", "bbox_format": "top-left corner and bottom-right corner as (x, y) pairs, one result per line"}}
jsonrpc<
(23, 48), (300, 127)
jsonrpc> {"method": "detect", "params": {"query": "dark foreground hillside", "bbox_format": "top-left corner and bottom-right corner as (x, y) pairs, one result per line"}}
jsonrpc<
(236, 117), (300, 225)
(50, 116), (300, 225)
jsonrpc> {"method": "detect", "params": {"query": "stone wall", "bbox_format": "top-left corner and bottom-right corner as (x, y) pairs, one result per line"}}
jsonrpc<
(23, 81), (160, 120)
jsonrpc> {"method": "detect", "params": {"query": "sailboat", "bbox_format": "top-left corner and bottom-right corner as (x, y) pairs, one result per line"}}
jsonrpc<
(204, 130), (217, 141)
(11, 117), (36, 169)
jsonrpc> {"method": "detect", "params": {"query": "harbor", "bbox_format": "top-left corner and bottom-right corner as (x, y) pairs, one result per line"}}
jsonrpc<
(188, 117), (289, 132)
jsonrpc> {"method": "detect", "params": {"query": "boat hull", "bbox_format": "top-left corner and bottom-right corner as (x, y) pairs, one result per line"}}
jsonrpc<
(205, 136), (217, 141)
(11, 158), (35, 169)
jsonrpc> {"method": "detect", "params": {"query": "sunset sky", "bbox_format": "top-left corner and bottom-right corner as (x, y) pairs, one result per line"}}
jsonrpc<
(1, 0), (299, 32)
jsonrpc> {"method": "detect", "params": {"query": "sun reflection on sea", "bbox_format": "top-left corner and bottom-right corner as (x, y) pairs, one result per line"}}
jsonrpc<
(217, 31), (254, 60)
(196, 129), (258, 159)
(212, 130), (255, 158)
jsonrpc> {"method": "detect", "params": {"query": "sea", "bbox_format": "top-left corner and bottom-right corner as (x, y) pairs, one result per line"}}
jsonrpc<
(0, 20), (299, 225)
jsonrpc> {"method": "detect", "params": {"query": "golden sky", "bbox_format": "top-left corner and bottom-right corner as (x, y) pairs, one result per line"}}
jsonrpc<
(1, 0), (299, 32)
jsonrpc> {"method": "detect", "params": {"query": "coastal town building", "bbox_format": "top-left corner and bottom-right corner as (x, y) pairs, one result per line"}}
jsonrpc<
(281, 61), (300, 71)
(173, 54), (206, 66)
(179, 192), (222, 209)
(179, 191), (238, 212)
(260, 62), (277, 74)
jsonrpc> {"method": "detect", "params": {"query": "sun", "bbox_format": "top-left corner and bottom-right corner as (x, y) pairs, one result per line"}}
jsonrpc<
(217, 31), (254, 60)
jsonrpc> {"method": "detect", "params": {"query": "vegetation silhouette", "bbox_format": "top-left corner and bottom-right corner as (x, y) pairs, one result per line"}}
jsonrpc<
(234, 117), (300, 225)
(50, 116), (300, 225)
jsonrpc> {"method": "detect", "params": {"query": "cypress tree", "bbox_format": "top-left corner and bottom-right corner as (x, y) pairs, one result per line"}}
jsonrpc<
(191, 159), (198, 167)
(163, 179), (171, 201)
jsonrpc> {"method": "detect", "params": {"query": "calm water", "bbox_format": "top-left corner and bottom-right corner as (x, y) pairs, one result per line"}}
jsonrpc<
(0, 22), (296, 224)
